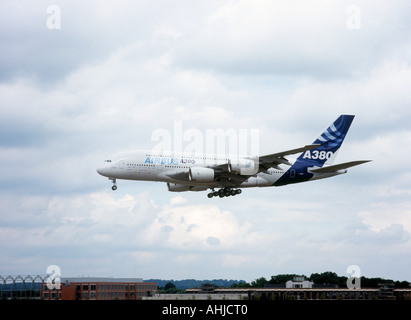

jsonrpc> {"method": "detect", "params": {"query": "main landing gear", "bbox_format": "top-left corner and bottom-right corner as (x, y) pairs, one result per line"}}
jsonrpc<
(207, 187), (242, 198)
(110, 178), (117, 191)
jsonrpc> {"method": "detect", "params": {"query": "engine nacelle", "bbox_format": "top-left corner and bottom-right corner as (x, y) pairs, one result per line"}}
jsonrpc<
(189, 167), (215, 182)
(229, 158), (256, 175)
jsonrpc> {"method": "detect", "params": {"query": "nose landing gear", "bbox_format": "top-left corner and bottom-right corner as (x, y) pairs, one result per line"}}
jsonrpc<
(207, 187), (242, 198)
(109, 178), (117, 191)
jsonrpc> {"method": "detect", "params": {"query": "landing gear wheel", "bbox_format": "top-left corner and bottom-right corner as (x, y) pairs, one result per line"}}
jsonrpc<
(109, 178), (117, 191)
(207, 187), (242, 198)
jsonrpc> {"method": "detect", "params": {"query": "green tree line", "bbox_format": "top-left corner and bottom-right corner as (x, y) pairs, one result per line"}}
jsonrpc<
(230, 271), (410, 289)
(151, 272), (409, 292)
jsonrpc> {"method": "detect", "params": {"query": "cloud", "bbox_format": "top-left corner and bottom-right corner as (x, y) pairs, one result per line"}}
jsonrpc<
(0, 0), (159, 83)
(169, 196), (188, 206)
(174, 0), (411, 78)
(143, 202), (262, 252)
(0, 191), (269, 278)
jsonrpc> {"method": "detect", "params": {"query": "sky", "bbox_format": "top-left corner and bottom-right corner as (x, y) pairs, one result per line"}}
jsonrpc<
(1, 0), (411, 283)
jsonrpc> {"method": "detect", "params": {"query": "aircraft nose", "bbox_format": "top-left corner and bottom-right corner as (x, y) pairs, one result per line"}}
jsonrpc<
(96, 167), (104, 176)
(96, 165), (109, 177)
(97, 159), (113, 177)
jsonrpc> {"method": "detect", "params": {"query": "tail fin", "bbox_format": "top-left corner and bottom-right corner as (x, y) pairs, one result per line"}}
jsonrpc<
(298, 114), (354, 167)
(273, 115), (356, 186)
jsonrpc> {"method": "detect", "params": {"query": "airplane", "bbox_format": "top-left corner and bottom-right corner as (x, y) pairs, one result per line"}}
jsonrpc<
(97, 115), (371, 198)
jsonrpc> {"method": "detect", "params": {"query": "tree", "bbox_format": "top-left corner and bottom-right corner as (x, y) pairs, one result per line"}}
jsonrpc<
(164, 282), (176, 291)
(230, 282), (250, 288)
(251, 277), (268, 288)
(395, 281), (410, 288)
(310, 271), (341, 286)
(269, 274), (301, 284)
(159, 282), (183, 293)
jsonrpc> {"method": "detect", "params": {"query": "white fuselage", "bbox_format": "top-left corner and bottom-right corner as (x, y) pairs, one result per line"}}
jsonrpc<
(96, 115), (369, 197)
(96, 150), (289, 189)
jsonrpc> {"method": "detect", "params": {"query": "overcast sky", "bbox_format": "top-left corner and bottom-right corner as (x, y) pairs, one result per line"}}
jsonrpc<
(1, 0), (411, 283)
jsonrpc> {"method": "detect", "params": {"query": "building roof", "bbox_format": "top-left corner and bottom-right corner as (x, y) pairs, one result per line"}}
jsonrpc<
(60, 277), (144, 283)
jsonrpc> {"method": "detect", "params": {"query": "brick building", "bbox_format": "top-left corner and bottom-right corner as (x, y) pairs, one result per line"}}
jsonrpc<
(41, 277), (157, 300)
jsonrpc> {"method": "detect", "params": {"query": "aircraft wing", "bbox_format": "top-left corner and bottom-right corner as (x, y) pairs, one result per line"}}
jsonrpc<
(258, 144), (321, 170)
(163, 144), (323, 183)
(308, 160), (371, 173)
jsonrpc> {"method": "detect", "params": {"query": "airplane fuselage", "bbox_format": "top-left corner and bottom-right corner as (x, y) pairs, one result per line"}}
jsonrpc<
(97, 115), (370, 198)
(97, 150), (344, 191)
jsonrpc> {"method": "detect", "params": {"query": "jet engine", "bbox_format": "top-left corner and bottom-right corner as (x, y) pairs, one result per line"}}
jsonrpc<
(189, 167), (215, 182)
(229, 158), (256, 175)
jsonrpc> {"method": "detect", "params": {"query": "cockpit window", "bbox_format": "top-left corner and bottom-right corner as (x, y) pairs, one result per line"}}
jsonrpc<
(104, 160), (112, 162)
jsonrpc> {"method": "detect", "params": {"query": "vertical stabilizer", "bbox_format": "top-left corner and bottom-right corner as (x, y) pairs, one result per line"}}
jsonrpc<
(301, 114), (355, 167)
(312, 114), (354, 165)
(274, 115), (355, 186)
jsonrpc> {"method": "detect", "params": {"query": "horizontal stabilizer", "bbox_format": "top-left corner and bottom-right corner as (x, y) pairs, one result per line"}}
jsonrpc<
(309, 160), (371, 173)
